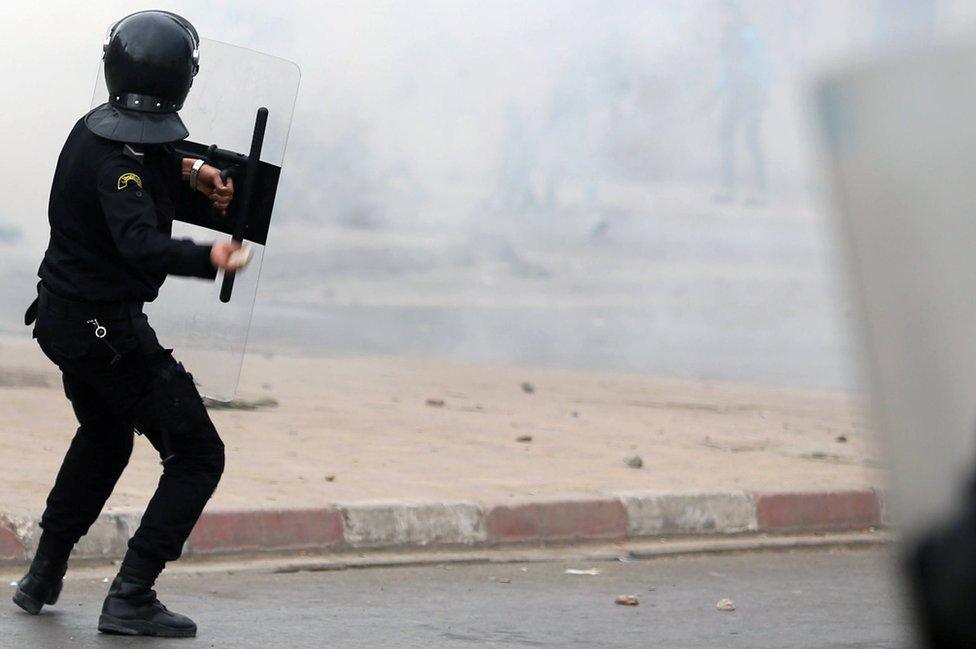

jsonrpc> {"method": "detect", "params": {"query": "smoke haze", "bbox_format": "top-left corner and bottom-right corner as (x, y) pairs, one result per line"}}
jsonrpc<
(0, 0), (965, 387)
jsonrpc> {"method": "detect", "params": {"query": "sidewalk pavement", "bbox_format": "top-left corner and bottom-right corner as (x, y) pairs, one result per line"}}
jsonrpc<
(0, 335), (886, 563)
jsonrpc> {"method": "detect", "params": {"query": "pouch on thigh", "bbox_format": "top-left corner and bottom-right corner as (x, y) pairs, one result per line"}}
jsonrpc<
(131, 354), (222, 469)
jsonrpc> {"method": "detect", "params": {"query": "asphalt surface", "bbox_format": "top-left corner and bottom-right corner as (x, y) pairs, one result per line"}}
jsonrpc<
(1, 548), (909, 648)
(1, 202), (859, 391)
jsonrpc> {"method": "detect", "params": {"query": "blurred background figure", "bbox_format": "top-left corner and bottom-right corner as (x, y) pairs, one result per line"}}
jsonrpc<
(541, 41), (626, 215)
(713, 0), (771, 205)
(488, 104), (539, 215)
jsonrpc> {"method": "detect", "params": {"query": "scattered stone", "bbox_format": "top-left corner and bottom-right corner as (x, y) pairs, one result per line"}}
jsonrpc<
(521, 382), (535, 394)
(516, 435), (533, 443)
(571, 411), (580, 418)
(624, 454), (643, 469)
(835, 435), (848, 443)
(325, 474), (336, 482)
(716, 598), (736, 612)
(800, 451), (843, 462)
(498, 577), (511, 584)
(203, 396), (278, 411)
(426, 398), (445, 407)
(615, 595), (640, 606)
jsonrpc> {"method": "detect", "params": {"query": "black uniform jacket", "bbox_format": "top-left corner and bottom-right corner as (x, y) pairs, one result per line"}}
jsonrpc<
(38, 117), (216, 303)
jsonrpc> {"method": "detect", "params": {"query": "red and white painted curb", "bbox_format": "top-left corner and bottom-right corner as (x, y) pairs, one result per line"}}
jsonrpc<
(0, 489), (885, 564)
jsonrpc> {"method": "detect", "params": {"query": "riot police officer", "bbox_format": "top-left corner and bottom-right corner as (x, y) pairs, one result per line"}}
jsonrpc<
(13, 11), (243, 638)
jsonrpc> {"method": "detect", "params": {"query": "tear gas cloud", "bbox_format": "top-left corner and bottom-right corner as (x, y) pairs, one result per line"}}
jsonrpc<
(0, 0), (962, 387)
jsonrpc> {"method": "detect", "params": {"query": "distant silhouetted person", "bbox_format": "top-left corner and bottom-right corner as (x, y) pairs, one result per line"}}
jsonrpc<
(713, 2), (771, 205)
(490, 105), (538, 214)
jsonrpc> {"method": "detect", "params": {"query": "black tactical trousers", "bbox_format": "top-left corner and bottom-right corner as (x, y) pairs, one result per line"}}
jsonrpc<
(32, 295), (224, 568)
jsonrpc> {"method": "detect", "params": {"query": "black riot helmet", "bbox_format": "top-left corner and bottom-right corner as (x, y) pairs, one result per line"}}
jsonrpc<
(85, 11), (200, 144)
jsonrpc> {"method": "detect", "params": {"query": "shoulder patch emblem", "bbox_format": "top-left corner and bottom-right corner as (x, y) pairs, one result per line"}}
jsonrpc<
(117, 172), (143, 191)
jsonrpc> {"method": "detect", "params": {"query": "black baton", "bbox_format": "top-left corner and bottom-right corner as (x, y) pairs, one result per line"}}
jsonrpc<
(220, 107), (269, 303)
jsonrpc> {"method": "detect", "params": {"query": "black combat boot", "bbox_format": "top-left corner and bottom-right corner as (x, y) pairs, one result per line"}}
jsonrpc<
(12, 555), (68, 615)
(97, 574), (196, 637)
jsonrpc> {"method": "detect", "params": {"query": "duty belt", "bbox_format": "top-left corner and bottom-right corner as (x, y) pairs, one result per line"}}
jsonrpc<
(25, 284), (144, 326)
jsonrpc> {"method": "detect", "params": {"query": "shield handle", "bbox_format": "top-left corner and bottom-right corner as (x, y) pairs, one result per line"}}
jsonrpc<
(219, 107), (268, 303)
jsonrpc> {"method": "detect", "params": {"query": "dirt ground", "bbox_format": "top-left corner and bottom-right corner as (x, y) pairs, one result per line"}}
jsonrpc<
(0, 334), (885, 516)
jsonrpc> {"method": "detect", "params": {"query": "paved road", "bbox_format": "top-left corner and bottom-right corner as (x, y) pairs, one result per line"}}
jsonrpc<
(1, 548), (908, 648)
(244, 210), (856, 390)
(0, 202), (859, 390)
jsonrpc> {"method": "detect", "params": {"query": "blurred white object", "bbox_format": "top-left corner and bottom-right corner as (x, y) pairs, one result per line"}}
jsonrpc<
(817, 38), (976, 536)
(564, 568), (600, 576)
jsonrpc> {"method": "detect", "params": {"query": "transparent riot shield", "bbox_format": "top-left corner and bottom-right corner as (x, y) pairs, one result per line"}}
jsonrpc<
(92, 39), (300, 401)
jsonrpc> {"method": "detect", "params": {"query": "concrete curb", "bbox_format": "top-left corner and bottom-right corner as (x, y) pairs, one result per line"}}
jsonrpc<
(0, 489), (884, 565)
(0, 515), (26, 562)
(486, 497), (628, 544)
